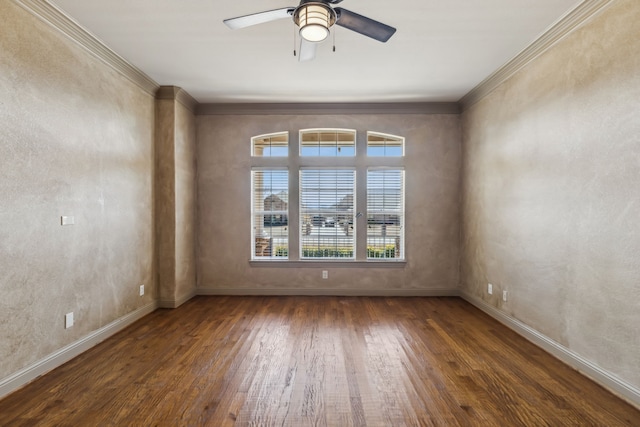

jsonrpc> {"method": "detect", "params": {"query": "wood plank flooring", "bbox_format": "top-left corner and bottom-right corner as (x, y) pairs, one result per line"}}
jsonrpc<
(1, 296), (638, 426)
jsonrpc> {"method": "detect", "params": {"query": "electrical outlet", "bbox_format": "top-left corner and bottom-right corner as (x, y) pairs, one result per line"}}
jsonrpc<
(139, 284), (145, 296)
(322, 270), (328, 279)
(488, 283), (493, 295)
(65, 312), (74, 329)
(503, 290), (508, 302)
(60, 215), (75, 226)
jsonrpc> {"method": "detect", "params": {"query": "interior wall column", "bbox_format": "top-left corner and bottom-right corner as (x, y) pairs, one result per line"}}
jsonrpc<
(155, 86), (198, 308)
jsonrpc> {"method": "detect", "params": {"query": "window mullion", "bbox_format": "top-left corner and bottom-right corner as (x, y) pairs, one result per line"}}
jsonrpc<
(289, 130), (301, 261)
(355, 130), (368, 261)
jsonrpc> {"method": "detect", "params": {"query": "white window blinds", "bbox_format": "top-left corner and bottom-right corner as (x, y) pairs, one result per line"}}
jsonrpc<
(251, 169), (289, 259)
(300, 169), (356, 259)
(367, 168), (404, 259)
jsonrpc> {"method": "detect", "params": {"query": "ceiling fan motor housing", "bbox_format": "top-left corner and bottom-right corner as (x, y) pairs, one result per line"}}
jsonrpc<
(294, 1), (337, 42)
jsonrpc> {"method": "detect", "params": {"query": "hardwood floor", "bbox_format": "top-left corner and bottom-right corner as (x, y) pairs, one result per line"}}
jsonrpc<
(1, 296), (638, 426)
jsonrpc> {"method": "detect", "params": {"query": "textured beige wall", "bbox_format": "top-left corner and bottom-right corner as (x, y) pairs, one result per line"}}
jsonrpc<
(174, 101), (197, 301)
(197, 114), (461, 293)
(0, 1), (155, 379)
(155, 95), (197, 305)
(155, 98), (177, 303)
(461, 0), (640, 390)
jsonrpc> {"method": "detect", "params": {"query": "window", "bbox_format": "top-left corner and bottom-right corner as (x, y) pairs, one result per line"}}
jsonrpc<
(250, 129), (405, 262)
(367, 132), (404, 157)
(367, 169), (404, 259)
(253, 132), (288, 157)
(251, 133), (289, 259)
(251, 169), (289, 259)
(300, 169), (356, 259)
(300, 129), (355, 157)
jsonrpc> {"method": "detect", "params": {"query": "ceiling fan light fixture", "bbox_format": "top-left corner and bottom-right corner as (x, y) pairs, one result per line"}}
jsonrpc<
(295, 3), (336, 42)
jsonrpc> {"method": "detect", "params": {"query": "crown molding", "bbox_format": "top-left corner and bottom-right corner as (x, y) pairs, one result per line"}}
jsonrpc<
(15, 0), (614, 116)
(156, 86), (182, 102)
(196, 102), (461, 116)
(156, 86), (198, 114)
(459, 0), (615, 111)
(13, 0), (159, 96)
(176, 90), (198, 114)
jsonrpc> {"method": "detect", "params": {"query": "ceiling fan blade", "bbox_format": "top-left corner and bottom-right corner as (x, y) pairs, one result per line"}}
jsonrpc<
(299, 38), (317, 62)
(223, 8), (295, 30)
(334, 8), (396, 42)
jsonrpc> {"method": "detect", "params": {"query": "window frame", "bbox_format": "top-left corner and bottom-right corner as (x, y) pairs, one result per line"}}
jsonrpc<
(299, 167), (357, 260)
(367, 131), (405, 157)
(366, 167), (405, 261)
(249, 128), (406, 265)
(299, 128), (357, 157)
(251, 132), (289, 157)
(251, 168), (290, 261)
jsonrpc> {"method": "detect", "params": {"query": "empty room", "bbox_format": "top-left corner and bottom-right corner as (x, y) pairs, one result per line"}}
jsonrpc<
(1, 0), (639, 425)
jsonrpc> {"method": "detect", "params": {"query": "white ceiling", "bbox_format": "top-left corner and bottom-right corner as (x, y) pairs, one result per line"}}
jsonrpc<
(49, 0), (582, 104)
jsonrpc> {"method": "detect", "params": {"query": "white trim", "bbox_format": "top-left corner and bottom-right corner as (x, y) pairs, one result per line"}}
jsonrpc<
(0, 301), (158, 400)
(197, 287), (459, 297)
(158, 289), (198, 309)
(248, 260), (407, 268)
(156, 86), (198, 114)
(12, 0), (615, 114)
(461, 291), (640, 409)
(13, 0), (159, 96)
(459, 0), (615, 110)
(197, 102), (461, 116)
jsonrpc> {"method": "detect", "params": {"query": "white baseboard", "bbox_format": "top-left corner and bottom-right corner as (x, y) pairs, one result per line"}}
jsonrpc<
(197, 287), (460, 297)
(158, 289), (198, 308)
(0, 301), (158, 400)
(461, 291), (640, 410)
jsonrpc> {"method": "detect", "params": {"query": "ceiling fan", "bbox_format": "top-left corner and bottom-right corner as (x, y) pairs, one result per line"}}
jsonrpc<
(223, 0), (396, 62)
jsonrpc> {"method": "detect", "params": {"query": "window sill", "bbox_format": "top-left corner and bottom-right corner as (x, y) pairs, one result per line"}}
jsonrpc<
(249, 260), (407, 268)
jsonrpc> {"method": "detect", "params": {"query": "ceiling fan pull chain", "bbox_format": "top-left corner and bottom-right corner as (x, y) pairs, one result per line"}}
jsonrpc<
(333, 28), (336, 52)
(293, 24), (297, 57)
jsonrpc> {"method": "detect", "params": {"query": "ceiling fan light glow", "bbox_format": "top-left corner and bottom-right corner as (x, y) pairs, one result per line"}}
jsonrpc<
(301, 23), (329, 42)
(295, 4), (335, 42)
